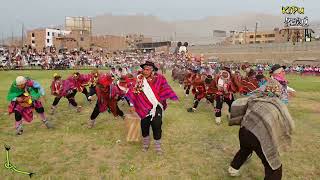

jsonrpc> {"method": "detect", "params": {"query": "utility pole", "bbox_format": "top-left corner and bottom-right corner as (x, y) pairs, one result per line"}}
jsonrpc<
(212, 30), (216, 44)
(254, 22), (258, 44)
(244, 25), (247, 44)
(21, 23), (24, 48)
(1, 32), (4, 45)
(212, 30), (214, 41)
(11, 30), (14, 47)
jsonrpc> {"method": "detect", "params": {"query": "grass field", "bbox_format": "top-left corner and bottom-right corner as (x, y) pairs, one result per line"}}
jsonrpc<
(0, 70), (319, 180)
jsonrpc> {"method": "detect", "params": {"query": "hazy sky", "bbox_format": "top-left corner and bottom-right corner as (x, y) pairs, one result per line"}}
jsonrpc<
(0, 0), (319, 38)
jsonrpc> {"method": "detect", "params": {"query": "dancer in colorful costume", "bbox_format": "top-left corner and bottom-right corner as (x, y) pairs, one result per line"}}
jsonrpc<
(187, 71), (206, 112)
(50, 73), (82, 114)
(88, 74), (125, 128)
(183, 68), (194, 96)
(67, 72), (91, 102)
(269, 64), (295, 104)
(7, 76), (53, 135)
(126, 61), (178, 154)
(212, 67), (241, 124)
(239, 68), (259, 95)
(87, 69), (100, 101)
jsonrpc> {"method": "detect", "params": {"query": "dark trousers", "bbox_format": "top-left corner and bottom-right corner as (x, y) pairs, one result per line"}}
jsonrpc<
(185, 85), (191, 95)
(90, 102), (124, 120)
(193, 94), (214, 109)
(89, 85), (96, 97)
(52, 97), (61, 106)
(215, 94), (234, 117)
(52, 89), (78, 107)
(52, 96), (78, 107)
(231, 127), (282, 180)
(66, 90), (78, 106)
(15, 107), (44, 121)
(90, 103), (100, 120)
(141, 105), (163, 140)
(82, 87), (89, 99)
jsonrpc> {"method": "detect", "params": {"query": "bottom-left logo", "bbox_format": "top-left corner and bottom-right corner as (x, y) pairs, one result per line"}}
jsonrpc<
(4, 144), (35, 178)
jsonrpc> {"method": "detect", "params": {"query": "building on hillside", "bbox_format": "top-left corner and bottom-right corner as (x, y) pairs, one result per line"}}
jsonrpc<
(228, 31), (247, 44)
(227, 29), (281, 44)
(53, 36), (78, 51)
(245, 30), (280, 44)
(26, 28), (71, 51)
(91, 35), (127, 51)
(225, 27), (315, 45)
(65, 16), (92, 34)
(279, 27), (315, 44)
(136, 41), (171, 53)
(26, 25), (153, 52)
(64, 17), (92, 50)
(125, 34), (153, 49)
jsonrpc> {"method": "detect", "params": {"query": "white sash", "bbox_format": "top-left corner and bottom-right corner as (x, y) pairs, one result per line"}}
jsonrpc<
(142, 77), (163, 120)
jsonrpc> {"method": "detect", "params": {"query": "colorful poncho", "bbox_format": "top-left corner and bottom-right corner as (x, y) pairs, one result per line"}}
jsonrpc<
(93, 73), (125, 117)
(67, 74), (91, 92)
(7, 79), (44, 102)
(126, 74), (178, 119)
(210, 73), (240, 100)
(240, 76), (259, 94)
(51, 78), (80, 97)
(96, 83), (121, 116)
(51, 80), (63, 96)
(191, 75), (206, 99)
(7, 79), (45, 122)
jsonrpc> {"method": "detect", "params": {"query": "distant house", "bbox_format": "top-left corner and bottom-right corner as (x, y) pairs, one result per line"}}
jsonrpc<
(136, 41), (171, 53)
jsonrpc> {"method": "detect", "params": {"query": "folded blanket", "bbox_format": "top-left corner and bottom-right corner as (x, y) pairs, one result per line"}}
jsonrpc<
(241, 97), (295, 170)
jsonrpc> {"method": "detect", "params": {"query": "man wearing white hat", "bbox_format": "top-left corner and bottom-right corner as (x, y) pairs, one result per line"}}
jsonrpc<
(7, 76), (53, 135)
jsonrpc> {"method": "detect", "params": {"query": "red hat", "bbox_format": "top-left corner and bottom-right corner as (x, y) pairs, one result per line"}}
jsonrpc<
(98, 74), (113, 87)
(118, 75), (129, 86)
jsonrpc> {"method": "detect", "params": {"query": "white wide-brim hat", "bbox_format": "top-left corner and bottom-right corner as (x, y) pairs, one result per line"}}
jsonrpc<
(16, 76), (27, 86)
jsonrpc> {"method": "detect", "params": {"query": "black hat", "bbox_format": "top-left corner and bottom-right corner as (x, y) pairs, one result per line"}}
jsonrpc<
(73, 72), (80, 76)
(270, 64), (282, 74)
(256, 74), (265, 81)
(192, 67), (200, 73)
(222, 66), (231, 73)
(205, 75), (213, 84)
(140, 61), (158, 71)
(247, 69), (256, 77)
